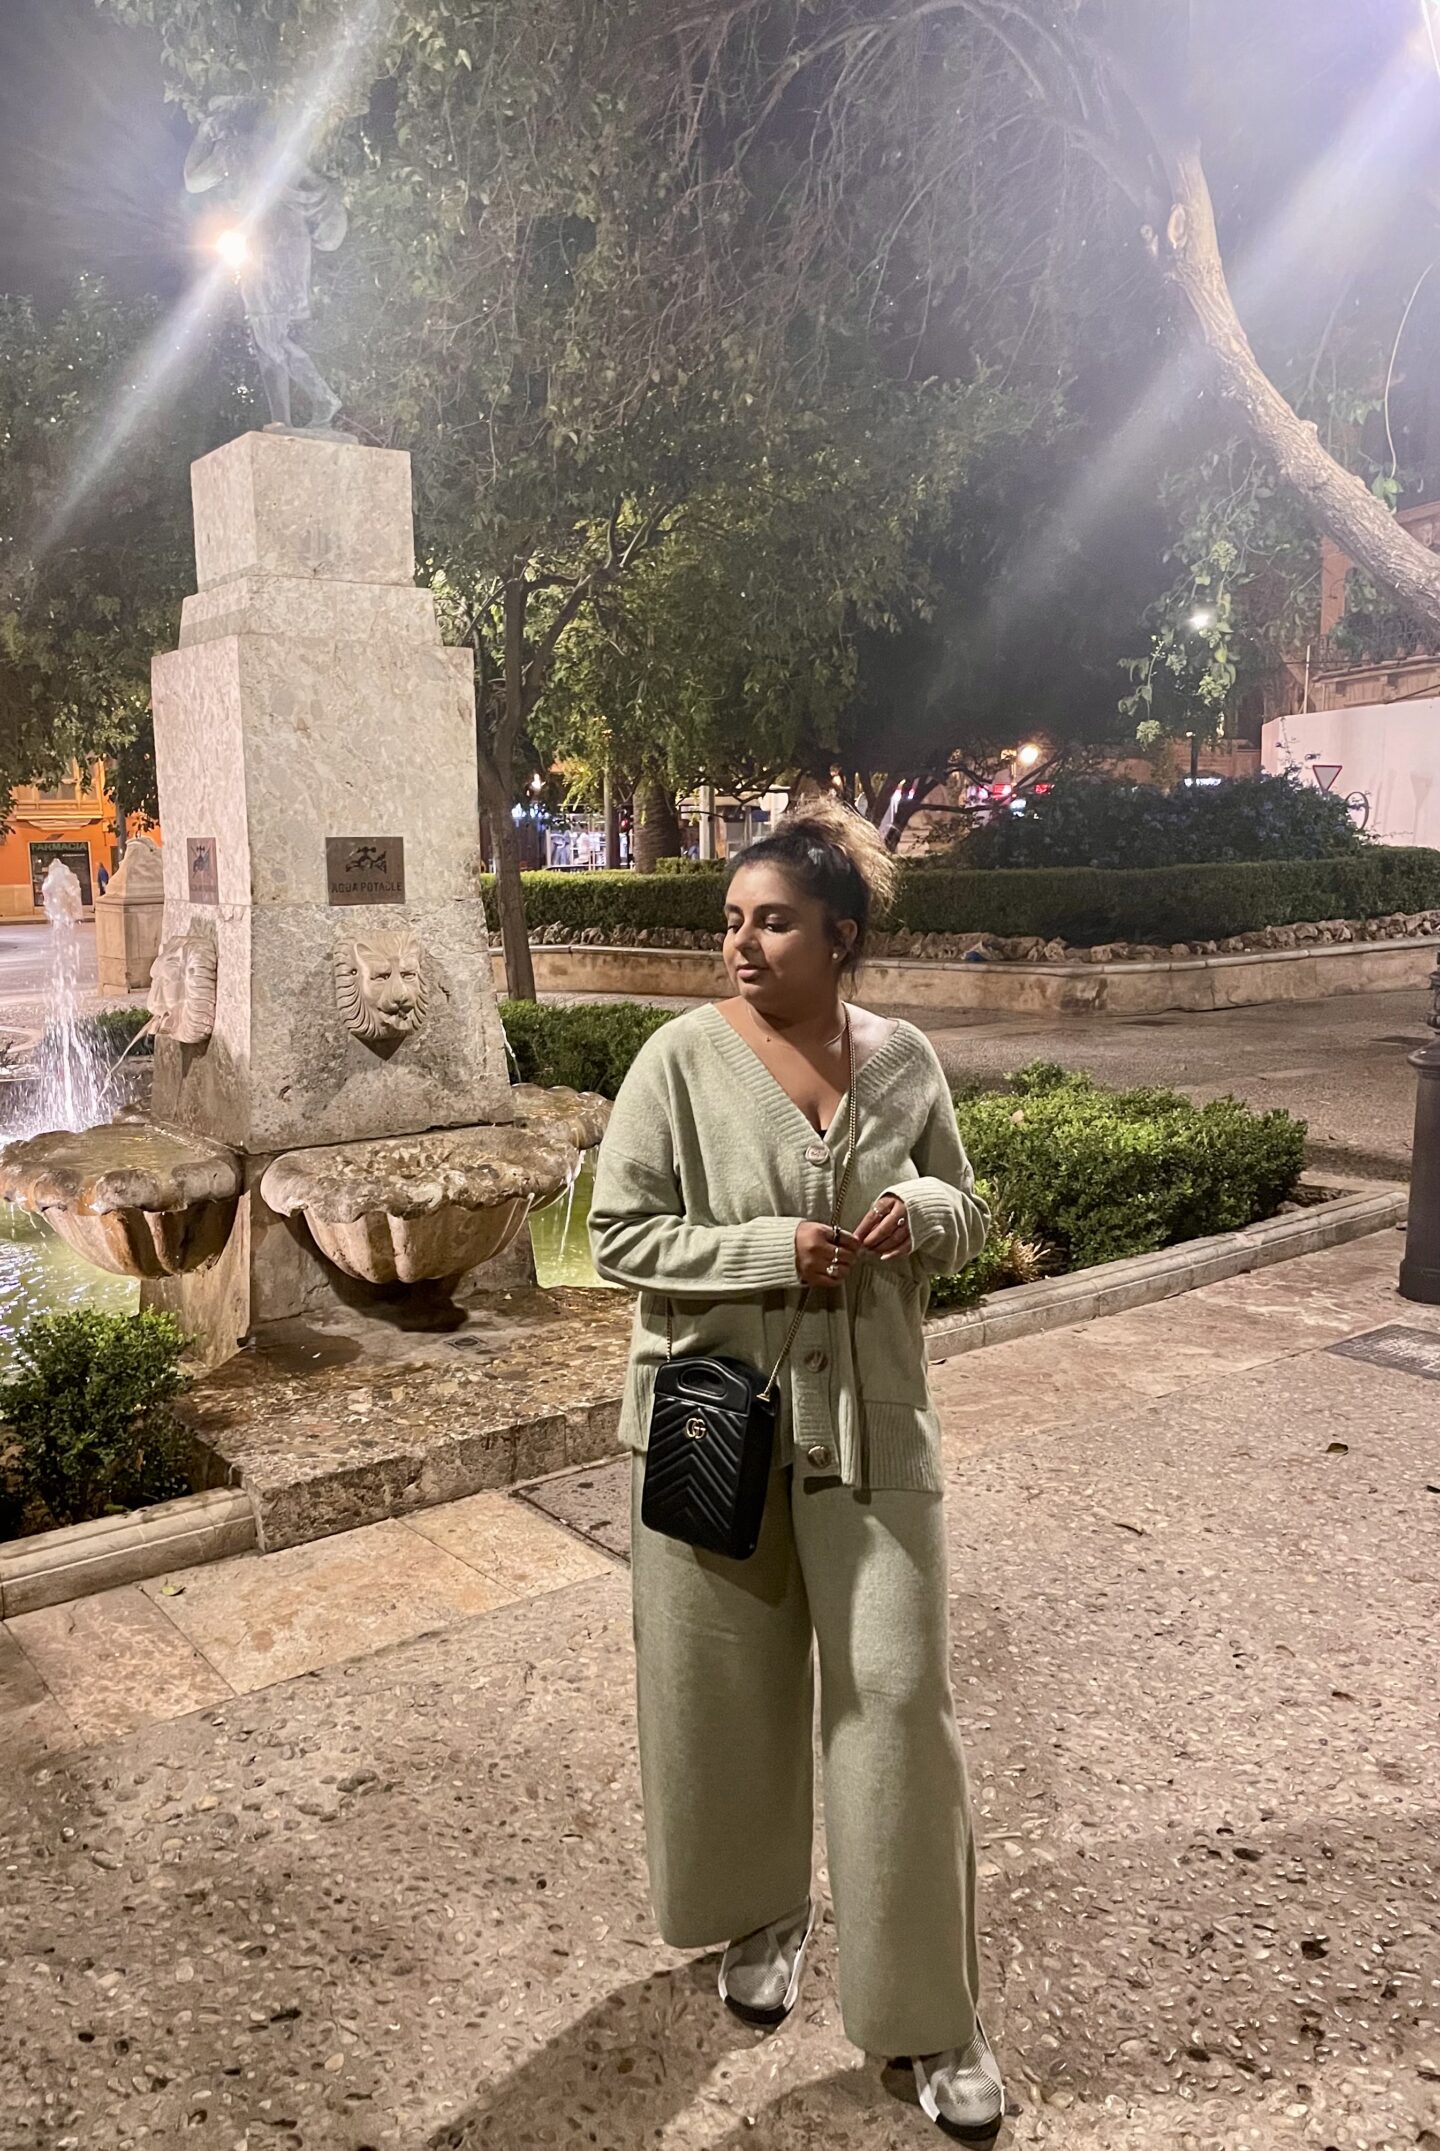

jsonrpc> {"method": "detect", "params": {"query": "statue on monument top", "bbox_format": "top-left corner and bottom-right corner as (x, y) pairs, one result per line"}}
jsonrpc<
(184, 96), (349, 434)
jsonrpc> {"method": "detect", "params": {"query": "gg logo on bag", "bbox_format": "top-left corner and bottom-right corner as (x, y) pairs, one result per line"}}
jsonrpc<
(683, 1416), (708, 1442)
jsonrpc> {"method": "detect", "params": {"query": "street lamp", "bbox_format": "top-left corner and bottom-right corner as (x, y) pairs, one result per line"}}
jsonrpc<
(1016, 743), (1042, 770)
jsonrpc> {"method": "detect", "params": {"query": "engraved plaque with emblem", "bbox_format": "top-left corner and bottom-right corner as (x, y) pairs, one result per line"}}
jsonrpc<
(186, 837), (219, 904)
(325, 836), (406, 907)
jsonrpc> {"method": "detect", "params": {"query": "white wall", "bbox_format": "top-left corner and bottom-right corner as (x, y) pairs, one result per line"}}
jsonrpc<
(1262, 700), (1440, 848)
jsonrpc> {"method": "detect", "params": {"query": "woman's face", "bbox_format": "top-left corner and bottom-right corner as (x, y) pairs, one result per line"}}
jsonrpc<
(722, 864), (855, 1017)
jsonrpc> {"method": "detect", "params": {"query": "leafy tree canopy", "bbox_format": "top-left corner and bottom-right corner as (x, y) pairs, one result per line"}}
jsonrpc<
(0, 277), (249, 822)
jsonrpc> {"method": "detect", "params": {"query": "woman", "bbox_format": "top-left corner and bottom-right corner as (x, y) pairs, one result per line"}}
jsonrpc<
(588, 801), (1004, 2139)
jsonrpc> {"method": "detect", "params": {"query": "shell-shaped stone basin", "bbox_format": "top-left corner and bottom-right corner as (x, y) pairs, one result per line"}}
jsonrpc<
(0, 1116), (243, 1279)
(259, 1084), (610, 1286)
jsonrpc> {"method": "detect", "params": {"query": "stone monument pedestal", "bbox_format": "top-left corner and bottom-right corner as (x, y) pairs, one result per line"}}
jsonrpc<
(95, 834), (164, 992)
(142, 431), (516, 1364)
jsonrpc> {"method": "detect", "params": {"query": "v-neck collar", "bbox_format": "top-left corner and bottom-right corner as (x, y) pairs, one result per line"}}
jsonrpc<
(702, 1002), (906, 1146)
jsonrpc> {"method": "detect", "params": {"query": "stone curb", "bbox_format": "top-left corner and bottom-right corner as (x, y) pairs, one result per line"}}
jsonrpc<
(0, 1186), (1403, 1615)
(499, 935), (1439, 1017)
(924, 1185), (1407, 1362)
(0, 1486), (258, 1620)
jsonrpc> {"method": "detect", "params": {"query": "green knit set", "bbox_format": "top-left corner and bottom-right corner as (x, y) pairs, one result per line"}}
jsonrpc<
(589, 1006), (990, 2054)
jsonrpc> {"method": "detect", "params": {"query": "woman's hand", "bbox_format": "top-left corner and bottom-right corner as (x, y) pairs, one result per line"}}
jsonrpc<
(795, 1222), (862, 1287)
(853, 1192), (913, 1262)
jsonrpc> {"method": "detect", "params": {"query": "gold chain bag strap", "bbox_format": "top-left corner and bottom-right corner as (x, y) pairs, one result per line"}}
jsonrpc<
(642, 1017), (859, 1560)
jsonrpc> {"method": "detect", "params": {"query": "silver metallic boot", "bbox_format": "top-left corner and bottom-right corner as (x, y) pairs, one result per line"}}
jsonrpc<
(718, 1899), (815, 2027)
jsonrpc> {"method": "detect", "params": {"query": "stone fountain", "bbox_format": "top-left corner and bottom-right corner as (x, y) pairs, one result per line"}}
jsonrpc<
(0, 431), (607, 1372)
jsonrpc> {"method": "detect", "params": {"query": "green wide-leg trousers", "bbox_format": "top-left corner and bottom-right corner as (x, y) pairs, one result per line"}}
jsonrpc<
(630, 1459), (982, 2058)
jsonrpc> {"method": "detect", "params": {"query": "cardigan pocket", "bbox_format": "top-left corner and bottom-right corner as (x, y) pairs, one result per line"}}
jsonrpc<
(857, 1400), (944, 1491)
(850, 1262), (930, 1405)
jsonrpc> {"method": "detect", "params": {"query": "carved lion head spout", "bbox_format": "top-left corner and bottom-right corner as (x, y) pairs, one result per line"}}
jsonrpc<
(334, 930), (429, 1044)
(147, 924), (219, 1046)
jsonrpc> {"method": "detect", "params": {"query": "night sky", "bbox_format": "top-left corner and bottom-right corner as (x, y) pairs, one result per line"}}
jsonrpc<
(0, 0), (187, 301)
(2, 0), (1434, 314)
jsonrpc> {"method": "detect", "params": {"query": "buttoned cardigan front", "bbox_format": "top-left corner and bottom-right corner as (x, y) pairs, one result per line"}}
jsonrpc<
(587, 1005), (989, 1492)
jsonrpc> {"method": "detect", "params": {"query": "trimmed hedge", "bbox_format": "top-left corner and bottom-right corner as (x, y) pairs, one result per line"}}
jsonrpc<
(930, 1063), (1307, 1307)
(489, 1010), (1309, 1307)
(482, 849), (1440, 948)
(500, 998), (677, 1097)
(483, 869), (725, 932)
(896, 852), (1440, 943)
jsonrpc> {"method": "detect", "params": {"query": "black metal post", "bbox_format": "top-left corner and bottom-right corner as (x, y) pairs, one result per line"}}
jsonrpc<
(1399, 959), (1440, 1304)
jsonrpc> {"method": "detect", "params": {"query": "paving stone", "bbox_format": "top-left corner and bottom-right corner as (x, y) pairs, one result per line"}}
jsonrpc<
(138, 1517), (511, 1692)
(0, 1622), (82, 1763)
(0, 1237), (1435, 2151)
(404, 1489), (616, 1597)
(517, 1456), (634, 1561)
(6, 1585), (232, 1744)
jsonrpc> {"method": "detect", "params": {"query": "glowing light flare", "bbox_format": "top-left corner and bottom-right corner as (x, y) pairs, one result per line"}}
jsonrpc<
(1016, 743), (1042, 770)
(215, 228), (250, 270)
(1422, 0), (1440, 81)
(1189, 606), (1216, 632)
(34, 0), (392, 557)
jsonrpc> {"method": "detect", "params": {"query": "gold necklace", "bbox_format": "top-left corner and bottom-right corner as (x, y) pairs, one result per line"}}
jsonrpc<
(753, 1010), (849, 1053)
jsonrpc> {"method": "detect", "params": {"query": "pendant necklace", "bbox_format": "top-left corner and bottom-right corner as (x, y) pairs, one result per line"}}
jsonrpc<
(752, 1009), (848, 1054)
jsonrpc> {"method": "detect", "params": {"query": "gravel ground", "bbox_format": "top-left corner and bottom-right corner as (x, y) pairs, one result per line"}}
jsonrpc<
(1, 1235), (1436, 2151)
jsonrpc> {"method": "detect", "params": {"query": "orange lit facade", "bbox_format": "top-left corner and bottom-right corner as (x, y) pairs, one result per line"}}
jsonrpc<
(0, 763), (155, 921)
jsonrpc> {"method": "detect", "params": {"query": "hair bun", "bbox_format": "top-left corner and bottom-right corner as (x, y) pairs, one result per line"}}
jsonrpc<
(780, 796), (899, 914)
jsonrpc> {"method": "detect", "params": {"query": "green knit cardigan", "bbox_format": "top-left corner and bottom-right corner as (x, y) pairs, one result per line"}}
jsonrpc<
(588, 1005), (989, 1491)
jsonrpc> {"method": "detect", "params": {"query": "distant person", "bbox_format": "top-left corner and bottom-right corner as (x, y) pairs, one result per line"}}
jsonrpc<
(589, 800), (1004, 2139)
(95, 864), (110, 897)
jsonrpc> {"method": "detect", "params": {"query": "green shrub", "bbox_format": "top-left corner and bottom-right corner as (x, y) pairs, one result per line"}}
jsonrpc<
(653, 857), (726, 876)
(483, 850), (1440, 949)
(928, 1178), (1058, 1311)
(481, 869), (727, 934)
(88, 1005), (156, 1059)
(960, 773), (1361, 870)
(0, 1310), (191, 1531)
(500, 998), (678, 1098)
(947, 1063), (1306, 1275)
(36, 1006), (154, 1093)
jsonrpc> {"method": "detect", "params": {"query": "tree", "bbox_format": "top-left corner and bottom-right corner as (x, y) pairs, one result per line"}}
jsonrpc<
(719, 0), (1440, 641)
(112, 0), (1019, 991)
(536, 378), (1026, 827)
(0, 279), (249, 829)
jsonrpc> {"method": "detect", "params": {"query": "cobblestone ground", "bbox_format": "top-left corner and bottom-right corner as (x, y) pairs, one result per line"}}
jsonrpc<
(1, 1233), (1437, 2150)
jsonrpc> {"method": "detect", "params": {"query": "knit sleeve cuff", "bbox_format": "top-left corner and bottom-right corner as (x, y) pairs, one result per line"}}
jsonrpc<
(724, 1214), (805, 1291)
(887, 1179), (988, 1267)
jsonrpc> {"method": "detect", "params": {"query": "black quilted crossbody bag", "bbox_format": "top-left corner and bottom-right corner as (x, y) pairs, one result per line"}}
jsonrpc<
(641, 1020), (860, 1560)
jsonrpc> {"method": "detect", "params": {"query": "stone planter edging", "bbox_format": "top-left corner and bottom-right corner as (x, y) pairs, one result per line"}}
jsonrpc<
(494, 934), (1440, 1016)
(0, 1184), (1402, 1614)
(0, 1485), (257, 1620)
(924, 1184), (1406, 1362)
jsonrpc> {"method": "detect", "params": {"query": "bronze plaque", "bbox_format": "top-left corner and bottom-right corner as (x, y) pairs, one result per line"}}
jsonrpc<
(326, 836), (406, 906)
(186, 837), (219, 904)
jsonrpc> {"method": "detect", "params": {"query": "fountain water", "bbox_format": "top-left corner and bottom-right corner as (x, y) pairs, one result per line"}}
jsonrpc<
(35, 861), (106, 1134)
